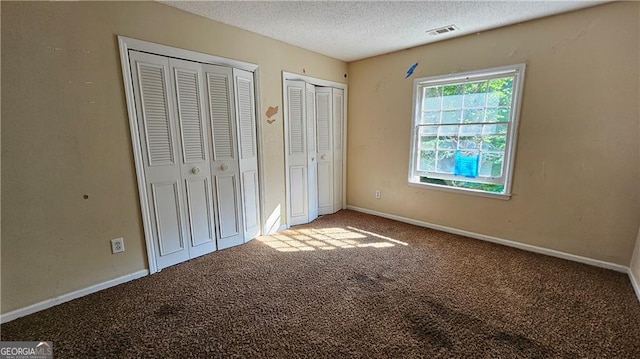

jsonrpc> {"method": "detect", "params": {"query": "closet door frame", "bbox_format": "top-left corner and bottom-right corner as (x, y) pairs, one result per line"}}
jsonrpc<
(282, 72), (348, 229)
(119, 36), (265, 274)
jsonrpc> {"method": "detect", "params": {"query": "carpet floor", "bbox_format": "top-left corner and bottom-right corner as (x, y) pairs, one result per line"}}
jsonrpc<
(2, 210), (639, 358)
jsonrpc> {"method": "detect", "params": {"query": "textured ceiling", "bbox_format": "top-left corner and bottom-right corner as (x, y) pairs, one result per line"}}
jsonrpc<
(160, 1), (608, 62)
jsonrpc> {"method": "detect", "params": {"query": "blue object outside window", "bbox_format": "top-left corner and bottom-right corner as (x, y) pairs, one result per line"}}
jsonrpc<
(453, 150), (479, 178)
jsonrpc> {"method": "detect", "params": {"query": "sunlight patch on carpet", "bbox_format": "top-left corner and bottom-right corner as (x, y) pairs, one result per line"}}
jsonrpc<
(257, 226), (405, 252)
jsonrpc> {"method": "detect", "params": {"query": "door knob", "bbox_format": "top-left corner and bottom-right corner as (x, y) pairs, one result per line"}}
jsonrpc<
(191, 167), (201, 175)
(321, 154), (326, 160)
(220, 163), (229, 171)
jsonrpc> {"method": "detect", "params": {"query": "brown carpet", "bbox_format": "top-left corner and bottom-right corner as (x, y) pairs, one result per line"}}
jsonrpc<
(2, 210), (639, 358)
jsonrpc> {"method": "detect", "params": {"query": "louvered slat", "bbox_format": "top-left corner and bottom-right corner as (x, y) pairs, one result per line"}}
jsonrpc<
(306, 88), (316, 152)
(175, 69), (205, 163)
(237, 77), (255, 159)
(316, 92), (330, 152)
(208, 73), (233, 160)
(334, 93), (343, 150)
(288, 87), (304, 155)
(139, 64), (174, 165)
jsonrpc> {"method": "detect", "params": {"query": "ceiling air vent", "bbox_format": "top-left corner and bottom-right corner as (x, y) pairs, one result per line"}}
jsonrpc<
(427, 25), (458, 36)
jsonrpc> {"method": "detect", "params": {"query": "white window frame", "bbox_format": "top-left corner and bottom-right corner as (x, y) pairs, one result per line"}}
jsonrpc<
(408, 63), (526, 199)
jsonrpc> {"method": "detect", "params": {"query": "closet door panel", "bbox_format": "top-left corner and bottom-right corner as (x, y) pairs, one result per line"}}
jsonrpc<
(289, 166), (307, 217)
(170, 58), (217, 258)
(151, 181), (185, 256)
(129, 51), (189, 270)
(317, 161), (333, 209)
(332, 88), (344, 212)
(315, 87), (334, 215)
(215, 175), (241, 239)
(241, 171), (259, 231)
(205, 64), (244, 250)
(174, 68), (207, 164)
(184, 178), (215, 247)
(285, 80), (309, 226)
(234, 69), (261, 240)
(306, 83), (318, 222)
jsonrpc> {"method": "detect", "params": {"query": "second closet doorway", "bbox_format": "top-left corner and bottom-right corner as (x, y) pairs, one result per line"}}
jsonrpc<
(283, 74), (346, 227)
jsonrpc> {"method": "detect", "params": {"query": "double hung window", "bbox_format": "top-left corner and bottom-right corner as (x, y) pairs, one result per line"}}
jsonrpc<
(408, 64), (526, 198)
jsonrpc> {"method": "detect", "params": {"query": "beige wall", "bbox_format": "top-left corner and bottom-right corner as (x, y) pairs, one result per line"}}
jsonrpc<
(1, 1), (346, 314)
(347, 2), (639, 265)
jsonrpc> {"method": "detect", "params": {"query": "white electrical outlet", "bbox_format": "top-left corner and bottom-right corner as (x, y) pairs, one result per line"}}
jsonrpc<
(111, 238), (125, 254)
(375, 190), (381, 199)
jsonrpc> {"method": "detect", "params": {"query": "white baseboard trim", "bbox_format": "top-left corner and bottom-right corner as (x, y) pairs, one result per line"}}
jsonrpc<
(0, 269), (149, 324)
(347, 205), (629, 273)
(629, 269), (640, 303)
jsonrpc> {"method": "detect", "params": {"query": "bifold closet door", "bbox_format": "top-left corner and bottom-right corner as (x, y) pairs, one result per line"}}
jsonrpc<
(203, 64), (245, 250)
(234, 69), (261, 241)
(332, 88), (344, 212)
(285, 80), (309, 226)
(130, 51), (217, 270)
(306, 83), (318, 222)
(170, 58), (217, 259)
(284, 82), (343, 225)
(315, 87), (334, 216)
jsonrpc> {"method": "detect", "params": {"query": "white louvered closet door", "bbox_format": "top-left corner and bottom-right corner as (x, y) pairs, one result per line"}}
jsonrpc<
(203, 64), (245, 250)
(332, 88), (344, 212)
(285, 80), (309, 226)
(306, 83), (318, 222)
(233, 69), (261, 241)
(168, 58), (217, 259)
(315, 87), (334, 216)
(129, 51), (190, 270)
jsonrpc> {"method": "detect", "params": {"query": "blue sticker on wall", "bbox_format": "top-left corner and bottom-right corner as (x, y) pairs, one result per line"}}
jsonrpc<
(454, 150), (479, 178)
(405, 62), (418, 78)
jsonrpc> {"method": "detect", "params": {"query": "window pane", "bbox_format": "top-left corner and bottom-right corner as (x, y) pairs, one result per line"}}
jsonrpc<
(422, 111), (440, 124)
(462, 109), (484, 123)
(419, 150), (436, 172)
(442, 110), (461, 124)
(438, 125), (459, 136)
(487, 91), (500, 107)
(420, 136), (437, 150)
(458, 149), (480, 157)
(460, 124), (482, 136)
(463, 81), (487, 108)
(481, 135), (507, 151)
(482, 123), (508, 135)
(436, 150), (456, 173)
(485, 108), (510, 123)
(437, 136), (457, 150)
(419, 126), (438, 136)
(442, 85), (463, 109)
(497, 108), (510, 122)
(479, 152), (504, 177)
(423, 87), (442, 110)
(484, 109), (498, 123)
(488, 77), (514, 107)
(459, 136), (481, 150)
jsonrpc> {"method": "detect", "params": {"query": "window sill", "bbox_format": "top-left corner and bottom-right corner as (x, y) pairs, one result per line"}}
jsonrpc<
(408, 181), (512, 200)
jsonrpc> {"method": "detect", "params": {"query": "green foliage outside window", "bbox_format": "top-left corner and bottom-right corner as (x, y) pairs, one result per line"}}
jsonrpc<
(419, 177), (505, 193)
